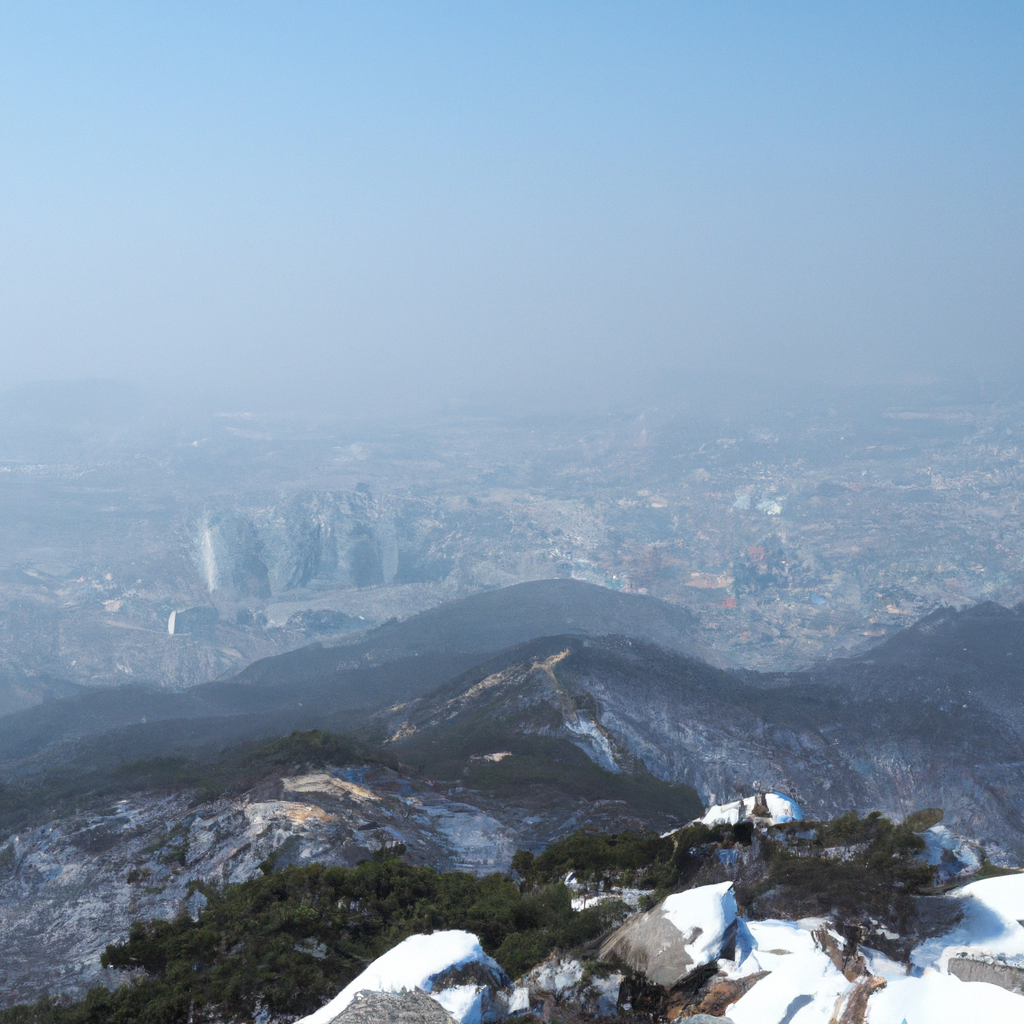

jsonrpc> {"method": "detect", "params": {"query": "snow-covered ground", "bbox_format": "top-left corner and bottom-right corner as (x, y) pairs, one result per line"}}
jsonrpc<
(722, 919), (850, 1024)
(577, 875), (1024, 1020)
(719, 874), (1024, 1023)
(719, 912), (1024, 1023)
(913, 872), (1024, 973)
(869, 948), (1024, 1024)
(298, 875), (1024, 1024)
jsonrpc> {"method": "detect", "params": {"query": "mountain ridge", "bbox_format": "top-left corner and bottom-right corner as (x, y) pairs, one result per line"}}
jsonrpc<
(0, 579), (715, 771)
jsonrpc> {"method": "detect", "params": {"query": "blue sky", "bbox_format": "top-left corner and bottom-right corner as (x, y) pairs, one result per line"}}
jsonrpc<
(1, 2), (1021, 416)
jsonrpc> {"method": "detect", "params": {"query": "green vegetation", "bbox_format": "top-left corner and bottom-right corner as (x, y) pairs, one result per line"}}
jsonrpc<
(0, 731), (392, 833)
(970, 854), (1023, 881)
(514, 821), (752, 899)
(156, 823), (191, 868)
(397, 730), (702, 822)
(0, 807), (996, 1023)
(903, 807), (944, 833)
(0, 854), (623, 1024)
(742, 812), (940, 946)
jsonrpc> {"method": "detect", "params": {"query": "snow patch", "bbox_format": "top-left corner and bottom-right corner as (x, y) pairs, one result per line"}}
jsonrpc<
(913, 872), (1024, 974)
(296, 930), (509, 1024)
(697, 792), (803, 827)
(871, 966), (1024, 1023)
(661, 882), (741, 967)
(720, 919), (850, 1024)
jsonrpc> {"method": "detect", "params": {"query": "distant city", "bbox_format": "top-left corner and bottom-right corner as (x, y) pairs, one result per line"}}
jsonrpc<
(2, 385), (1023, 709)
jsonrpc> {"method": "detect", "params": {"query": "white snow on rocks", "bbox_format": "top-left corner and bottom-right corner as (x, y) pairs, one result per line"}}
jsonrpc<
(570, 887), (646, 912)
(297, 873), (1024, 1024)
(295, 930), (515, 1024)
(716, 876), (1024, 1024)
(599, 881), (750, 987)
(697, 792), (803, 827)
(661, 882), (745, 969)
(720, 918), (850, 1024)
(919, 825), (982, 884)
(913, 872), (1024, 974)
(870, 961), (1024, 1023)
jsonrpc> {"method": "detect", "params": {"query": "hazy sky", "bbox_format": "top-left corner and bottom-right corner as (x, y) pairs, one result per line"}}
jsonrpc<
(1, 3), (1021, 417)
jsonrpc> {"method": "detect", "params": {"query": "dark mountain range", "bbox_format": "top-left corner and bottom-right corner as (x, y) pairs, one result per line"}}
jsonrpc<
(0, 652), (479, 773)
(372, 616), (1024, 859)
(2, 594), (1024, 1011)
(231, 577), (718, 683)
(3, 587), (1023, 857)
(0, 579), (710, 772)
(0, 669), (83, 718)
(813, 601), (1024, 733)
(857, 600), (1024, 668)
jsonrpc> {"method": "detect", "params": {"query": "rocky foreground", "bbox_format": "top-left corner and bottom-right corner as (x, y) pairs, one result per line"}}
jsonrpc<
(303, 872), (1024, 1024)
(2, 792), (1023, 1023)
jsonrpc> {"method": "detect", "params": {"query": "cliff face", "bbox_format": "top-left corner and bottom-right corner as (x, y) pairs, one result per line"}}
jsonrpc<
(0, 754), (687, 1007)
(380, 628), (1024, 862)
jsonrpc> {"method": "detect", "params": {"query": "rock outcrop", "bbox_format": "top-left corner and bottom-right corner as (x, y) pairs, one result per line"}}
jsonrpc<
(946, 955), (1024, 995)
(599, 882), (748, 988)
(325, 989), (461, 1024)
(518, 955), (622, 1019)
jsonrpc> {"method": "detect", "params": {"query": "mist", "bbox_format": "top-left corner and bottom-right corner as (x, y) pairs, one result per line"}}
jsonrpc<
(1, 2), (1021, 419)
(8, 7), (1024, 1016)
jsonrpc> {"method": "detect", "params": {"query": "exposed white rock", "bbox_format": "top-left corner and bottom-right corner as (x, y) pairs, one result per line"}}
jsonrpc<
(519, 954), (622, 1018)
(919, 825), (983, 884)
(570, 886), (647, 912)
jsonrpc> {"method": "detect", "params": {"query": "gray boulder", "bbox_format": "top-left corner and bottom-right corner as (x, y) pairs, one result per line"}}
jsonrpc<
(599, 882), (746, 987)
(325, 989), (460, 1023)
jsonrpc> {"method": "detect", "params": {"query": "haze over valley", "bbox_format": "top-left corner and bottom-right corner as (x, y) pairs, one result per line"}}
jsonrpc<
(3, 380), (1024, 710)
(3, 4), (1024, 1022)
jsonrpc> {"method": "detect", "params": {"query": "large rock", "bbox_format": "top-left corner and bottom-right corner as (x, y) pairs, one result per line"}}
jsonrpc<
(325, 989), (461, 1023)
(599, 882), (747, 987)
(296, 930), (522, 1024)
(947, 955), (1024, 995)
